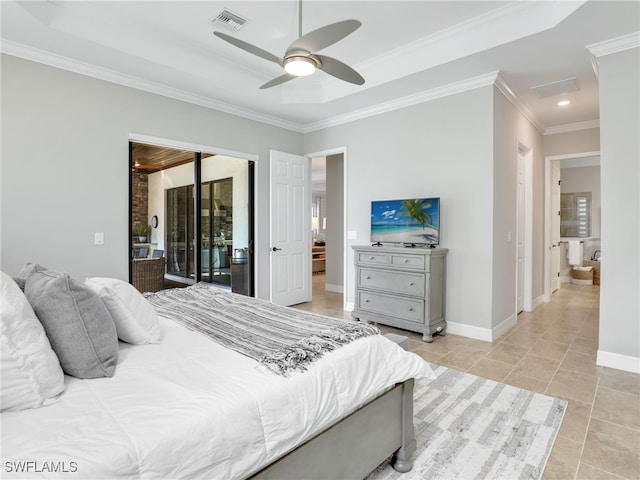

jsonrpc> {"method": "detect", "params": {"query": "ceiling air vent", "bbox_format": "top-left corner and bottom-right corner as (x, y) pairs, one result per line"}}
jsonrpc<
(211, 9), (247, 31)
(531, 78), (578, 98)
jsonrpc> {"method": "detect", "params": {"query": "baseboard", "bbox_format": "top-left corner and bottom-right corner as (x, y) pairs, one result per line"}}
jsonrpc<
(345, 301), (355, 312)
(530, 295), (545, 311)
(597, 350), (640, 374)
(325, 283), (343, 293)
(447, 313), (517, 342)
(560, 275), (572, 284)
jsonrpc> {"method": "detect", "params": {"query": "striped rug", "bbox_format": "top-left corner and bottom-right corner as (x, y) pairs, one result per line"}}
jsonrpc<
(369, 365), (567, 480)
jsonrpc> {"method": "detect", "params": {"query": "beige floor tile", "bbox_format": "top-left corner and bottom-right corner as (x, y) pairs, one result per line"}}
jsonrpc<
(600, 367), (640, 396)
(592, 387), (640, 431)
(502, 329), (541, 348)
(413, 348), (445, 364)
(582, 418), (640, 479)
(558, 398), (593, 443)
(485, 343), (531, 364)
(547, 368), (599, 404)
(560, 350), (600, 377)
(437, 349), (484, 371)
(503, 372), (549, 395)
(529, 339), (570, 361)
(575, 462), (626, 480)
(467, 357), (513, 383)
(542, 435), (582, 480)
(512, 354), (561, 383)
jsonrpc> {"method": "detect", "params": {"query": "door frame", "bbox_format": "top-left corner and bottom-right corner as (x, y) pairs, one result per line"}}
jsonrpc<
(516, 140), (533, 312)
(544, 150), (600, 302)
(128, 133), (259, 295)
(305, 146), (348, 310)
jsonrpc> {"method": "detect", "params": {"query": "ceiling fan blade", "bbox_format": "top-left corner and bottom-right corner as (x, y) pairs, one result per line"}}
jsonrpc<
(315, 55), (365, 85)
(289, 19), (361, 54)
(214, 31), (283, 66)
(259, 73), (297, 89)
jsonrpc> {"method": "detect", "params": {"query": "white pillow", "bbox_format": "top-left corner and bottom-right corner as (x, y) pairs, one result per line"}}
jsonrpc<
(0, 271), (65, 412)
(85, 277), (160, 345)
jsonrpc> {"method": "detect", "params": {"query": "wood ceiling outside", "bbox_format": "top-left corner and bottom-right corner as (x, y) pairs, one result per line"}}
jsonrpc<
(132, 143), (214, 174)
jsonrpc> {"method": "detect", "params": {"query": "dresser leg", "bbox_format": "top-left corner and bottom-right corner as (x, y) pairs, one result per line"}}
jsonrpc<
(422, 333), (434, 342)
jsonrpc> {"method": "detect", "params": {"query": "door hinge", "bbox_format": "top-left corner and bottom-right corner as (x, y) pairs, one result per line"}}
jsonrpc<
(557, 272), (560, 277)
(558, 180), (561, 185)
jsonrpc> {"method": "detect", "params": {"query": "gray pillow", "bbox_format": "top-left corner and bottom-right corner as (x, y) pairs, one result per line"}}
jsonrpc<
(24, 268), (118, 379)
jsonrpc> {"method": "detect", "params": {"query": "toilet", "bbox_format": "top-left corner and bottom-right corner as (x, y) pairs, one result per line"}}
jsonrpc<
(567, 240), (594, 285)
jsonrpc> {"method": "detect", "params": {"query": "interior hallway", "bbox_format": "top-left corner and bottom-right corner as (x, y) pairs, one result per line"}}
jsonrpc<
(294, 276), (640, 480)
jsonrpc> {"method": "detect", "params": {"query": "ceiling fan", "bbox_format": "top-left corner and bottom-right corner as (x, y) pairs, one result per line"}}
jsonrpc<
(214, 0), (365, 89)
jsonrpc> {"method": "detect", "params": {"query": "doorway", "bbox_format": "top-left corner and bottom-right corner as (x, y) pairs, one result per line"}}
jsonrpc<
(544, 151), (601, 301)
(129, 139), (255, 296)
(310, 152), (345, 307)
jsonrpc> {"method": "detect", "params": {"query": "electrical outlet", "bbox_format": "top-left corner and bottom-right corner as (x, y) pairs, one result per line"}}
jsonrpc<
(94, 232), (104, 245)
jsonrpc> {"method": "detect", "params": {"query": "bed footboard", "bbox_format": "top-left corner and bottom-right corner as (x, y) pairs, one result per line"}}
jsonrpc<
(250, 378), (415, 480)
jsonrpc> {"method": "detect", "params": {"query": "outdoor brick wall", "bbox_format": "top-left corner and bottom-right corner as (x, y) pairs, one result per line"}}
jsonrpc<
(132, 173), (148, 235)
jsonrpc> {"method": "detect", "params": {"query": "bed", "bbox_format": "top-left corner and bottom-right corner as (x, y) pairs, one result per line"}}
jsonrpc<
(1, 272), (434, 479)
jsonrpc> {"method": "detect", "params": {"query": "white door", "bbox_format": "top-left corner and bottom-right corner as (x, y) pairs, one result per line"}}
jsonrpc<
(270, 150), (311, 306)
(550, 162), (561, 292)
(516, 150), (525, 313)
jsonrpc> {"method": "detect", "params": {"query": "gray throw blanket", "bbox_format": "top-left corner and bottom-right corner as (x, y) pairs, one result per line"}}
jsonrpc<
(145, 284), (379, 376)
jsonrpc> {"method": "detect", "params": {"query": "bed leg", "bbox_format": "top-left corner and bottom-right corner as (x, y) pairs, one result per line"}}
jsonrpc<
(391, 378), (416, 473)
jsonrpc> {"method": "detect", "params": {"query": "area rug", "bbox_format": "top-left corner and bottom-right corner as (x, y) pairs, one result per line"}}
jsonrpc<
(368, 364), (567, 480)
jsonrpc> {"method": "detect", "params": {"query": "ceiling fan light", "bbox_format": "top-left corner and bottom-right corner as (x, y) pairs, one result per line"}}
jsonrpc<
(284, 56), (316, 76)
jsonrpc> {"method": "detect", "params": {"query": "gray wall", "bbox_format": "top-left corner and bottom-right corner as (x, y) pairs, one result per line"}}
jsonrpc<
(325, 153), (344, 291)
(492, 87), (544, 323)
(0, 54), (303, 299)
(305, 87), (498, 335)
(598, 47), (640, 364)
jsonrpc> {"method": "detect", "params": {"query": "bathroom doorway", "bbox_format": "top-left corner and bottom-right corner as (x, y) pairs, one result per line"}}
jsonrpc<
(544, 152), (601, 300)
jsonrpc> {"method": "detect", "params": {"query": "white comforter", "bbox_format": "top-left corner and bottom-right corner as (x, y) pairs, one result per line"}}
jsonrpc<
(1, 317), (434, 479)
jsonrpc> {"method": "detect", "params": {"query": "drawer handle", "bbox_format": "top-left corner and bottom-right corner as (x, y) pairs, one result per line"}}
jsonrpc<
(369, 256), (375, 260)
(365, 299), (370, 303)
(366, 276), (371, 280)
(409, 282), (414, 286)
(409, 307), (414, 311)
(404, 259), (409, 263)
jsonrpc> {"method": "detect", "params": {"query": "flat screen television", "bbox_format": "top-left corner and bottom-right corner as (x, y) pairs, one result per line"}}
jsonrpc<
(370, 197), (440, 247)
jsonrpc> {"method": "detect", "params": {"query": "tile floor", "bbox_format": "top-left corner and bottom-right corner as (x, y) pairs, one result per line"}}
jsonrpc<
(294, 274), (640, 480)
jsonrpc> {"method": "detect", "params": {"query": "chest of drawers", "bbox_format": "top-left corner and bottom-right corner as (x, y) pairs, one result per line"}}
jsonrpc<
(351, 245), (447, 342)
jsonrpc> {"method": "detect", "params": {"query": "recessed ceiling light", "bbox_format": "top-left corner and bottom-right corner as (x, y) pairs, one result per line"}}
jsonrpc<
(557, 99), (571, 107)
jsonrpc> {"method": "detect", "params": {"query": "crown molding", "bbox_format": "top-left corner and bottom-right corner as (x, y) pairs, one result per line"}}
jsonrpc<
(494, 74), (544, 134)
(0, 40), (305, 133)
(587, 31), (640, 76)
(301, 71), (501, 133)
(544, 120), (600, 136)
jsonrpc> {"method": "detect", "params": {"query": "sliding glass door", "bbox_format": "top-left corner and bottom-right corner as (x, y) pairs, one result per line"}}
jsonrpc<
(129, 141), (254, 296)
(166, 184), (195, 279)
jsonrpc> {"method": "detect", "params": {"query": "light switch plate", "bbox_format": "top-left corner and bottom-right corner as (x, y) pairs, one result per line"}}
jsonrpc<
(94, 232), (104, 245)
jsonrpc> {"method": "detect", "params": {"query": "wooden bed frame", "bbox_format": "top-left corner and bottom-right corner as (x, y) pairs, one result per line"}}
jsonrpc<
(251, 378), (416, 480)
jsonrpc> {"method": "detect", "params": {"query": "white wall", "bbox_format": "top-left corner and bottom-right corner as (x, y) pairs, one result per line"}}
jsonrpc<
(560, 165), (601, 237)
(597, 47), (640, 372)
(147, 155), (249, 252)
(305, 87), (496, 336)
(0, 54), (303, 299)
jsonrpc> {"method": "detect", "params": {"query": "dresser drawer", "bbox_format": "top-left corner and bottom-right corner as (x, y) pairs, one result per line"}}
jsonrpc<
(357, 251), (388, 266)
(357, 291), (424, 324)
(358, 268), (425, 296)
(390, 254), (428, 270)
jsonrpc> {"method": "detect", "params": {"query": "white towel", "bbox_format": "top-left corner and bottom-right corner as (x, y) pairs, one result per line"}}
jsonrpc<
(567, 240), (582, 266)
